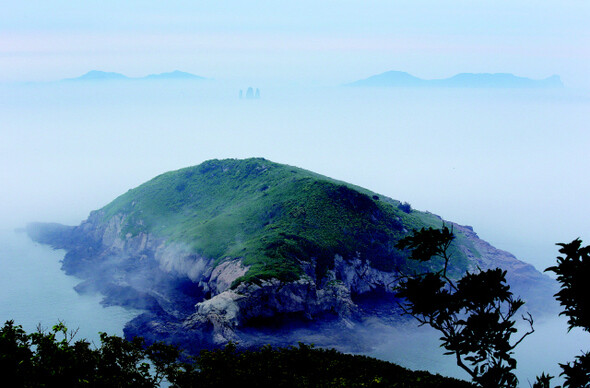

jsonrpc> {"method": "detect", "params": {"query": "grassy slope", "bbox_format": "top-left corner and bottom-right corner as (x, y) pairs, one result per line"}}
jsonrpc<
(97, 158), (470, 285)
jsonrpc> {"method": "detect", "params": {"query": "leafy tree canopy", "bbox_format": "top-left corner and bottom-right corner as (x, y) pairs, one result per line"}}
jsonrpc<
(545, 239), (590, 387)
(395, 225), (533, 388)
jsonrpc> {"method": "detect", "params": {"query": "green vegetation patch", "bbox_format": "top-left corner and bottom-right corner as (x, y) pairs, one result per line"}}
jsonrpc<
(97, 158), (470, 285)
(0, 319), (475, 388)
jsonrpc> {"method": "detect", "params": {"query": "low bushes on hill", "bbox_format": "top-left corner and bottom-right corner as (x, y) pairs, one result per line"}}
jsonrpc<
(0, 320), (474, 387)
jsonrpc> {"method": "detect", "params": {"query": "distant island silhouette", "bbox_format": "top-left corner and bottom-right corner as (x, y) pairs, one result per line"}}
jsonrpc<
(346, 71), (564, 88)
(63, 70), (206, 82)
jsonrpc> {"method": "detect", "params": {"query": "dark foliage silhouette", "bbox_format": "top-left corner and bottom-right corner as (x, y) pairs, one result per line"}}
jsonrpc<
(0, 320), (476, 387)
(184, 342), (475, 387)
(0, 320), (187, 387)
(398, 201), (412, 214)
(395, 225), (534, 388)
(545, 239), (590, 387)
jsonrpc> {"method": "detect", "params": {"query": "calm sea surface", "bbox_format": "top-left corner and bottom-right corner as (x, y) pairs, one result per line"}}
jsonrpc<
(0, 228), (139, 343)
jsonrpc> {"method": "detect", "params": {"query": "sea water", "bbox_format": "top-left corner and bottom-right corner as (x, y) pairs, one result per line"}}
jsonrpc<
(0, 227), (139, 344)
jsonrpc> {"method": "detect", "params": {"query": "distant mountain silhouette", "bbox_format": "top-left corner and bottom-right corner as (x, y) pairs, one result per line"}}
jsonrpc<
(436, 73), (563, 88)
(141, 70), (206, 80)
(64, 70), (129, 81)
(346, 71), (426, 87)
(347, 71), (564, 88)
(63, 70), (206, 82)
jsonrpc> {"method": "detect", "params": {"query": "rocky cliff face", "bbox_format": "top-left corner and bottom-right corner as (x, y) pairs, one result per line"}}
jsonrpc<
(450, 222), (558, 314)
(27, 208), (557, 351)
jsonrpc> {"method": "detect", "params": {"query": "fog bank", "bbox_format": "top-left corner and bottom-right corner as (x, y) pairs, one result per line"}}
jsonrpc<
(1, 81), (588, 272)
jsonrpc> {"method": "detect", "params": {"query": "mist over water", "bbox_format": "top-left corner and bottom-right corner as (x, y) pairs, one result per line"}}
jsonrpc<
(365, 315), (589, 386)
(1, 80), (589, 383)
(0, 228), (139, 343)
(2, 81), (588, 269)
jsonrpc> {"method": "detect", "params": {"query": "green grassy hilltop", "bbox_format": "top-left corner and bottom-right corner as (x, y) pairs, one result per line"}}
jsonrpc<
(97, 158), (470, 285)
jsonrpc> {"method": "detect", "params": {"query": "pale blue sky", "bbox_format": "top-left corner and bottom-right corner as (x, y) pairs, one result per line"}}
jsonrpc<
(2, 1), (589, 86)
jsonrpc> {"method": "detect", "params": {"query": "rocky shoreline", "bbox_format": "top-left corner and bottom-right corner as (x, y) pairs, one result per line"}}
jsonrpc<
(26, 211), (558, 352)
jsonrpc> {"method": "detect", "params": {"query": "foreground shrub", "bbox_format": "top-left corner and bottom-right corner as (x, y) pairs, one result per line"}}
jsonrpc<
(0, 320), (475, 387)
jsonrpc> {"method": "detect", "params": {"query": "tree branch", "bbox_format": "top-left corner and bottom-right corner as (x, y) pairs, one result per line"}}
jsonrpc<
(509, 312), (534, 351)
